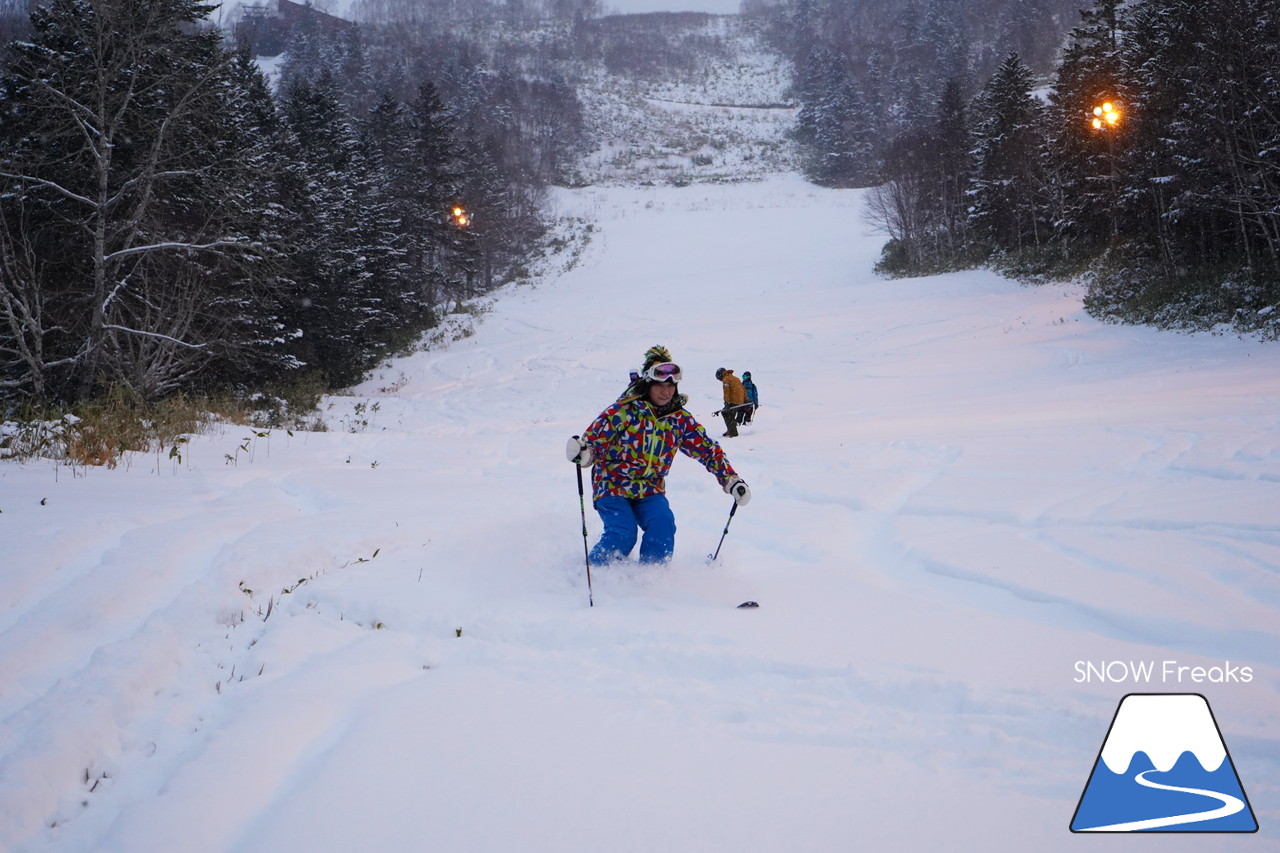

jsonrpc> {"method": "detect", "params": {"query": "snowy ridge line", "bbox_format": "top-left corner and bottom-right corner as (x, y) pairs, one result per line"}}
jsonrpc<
(643, 97), (797, 110)
(573, 15), (796, 184)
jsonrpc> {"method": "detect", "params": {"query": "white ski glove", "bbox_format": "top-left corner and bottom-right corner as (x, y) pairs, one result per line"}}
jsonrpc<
(724, 476), (751, 506)
(566, 436), (593, 467)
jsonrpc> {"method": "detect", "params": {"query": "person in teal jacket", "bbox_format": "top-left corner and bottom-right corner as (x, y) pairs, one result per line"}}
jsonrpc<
(568, 347), (750, 564)
(739, 371), (759, 424)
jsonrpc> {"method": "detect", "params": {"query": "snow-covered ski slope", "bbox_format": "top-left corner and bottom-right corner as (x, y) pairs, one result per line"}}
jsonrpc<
(572, 15), (798, 185)
(3, 175), (1280, 852)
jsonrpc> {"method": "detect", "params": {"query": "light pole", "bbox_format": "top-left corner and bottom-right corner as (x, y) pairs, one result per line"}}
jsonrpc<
(449, 203), (476, 298)
(1090, 100), (1122, 241)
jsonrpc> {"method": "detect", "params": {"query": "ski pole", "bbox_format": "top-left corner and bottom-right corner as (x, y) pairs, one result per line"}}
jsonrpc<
(708, 500), (739, 564)
(572, 436), (594, 607)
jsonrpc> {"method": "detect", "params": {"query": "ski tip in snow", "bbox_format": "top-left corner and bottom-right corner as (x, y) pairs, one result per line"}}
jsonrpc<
(737, 601), (759, 609)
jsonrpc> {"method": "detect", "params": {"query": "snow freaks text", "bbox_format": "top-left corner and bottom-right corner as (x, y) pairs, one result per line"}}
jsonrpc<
(1074, 661), (1253, 684)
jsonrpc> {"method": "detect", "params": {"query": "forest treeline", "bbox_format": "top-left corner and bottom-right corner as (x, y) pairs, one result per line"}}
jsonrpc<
(767, 0), (1280, 334)
(0, 0), (591, 409)
(4, 0), (1278, 421)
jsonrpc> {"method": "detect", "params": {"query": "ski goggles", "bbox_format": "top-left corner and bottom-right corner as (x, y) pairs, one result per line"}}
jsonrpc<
(642, 362), (682, 383)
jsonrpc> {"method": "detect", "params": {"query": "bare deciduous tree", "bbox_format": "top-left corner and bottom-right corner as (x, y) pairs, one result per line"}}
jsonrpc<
(0, 0), (261, 403)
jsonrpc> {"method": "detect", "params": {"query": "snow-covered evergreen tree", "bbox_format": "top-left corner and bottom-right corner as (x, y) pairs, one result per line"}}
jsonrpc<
(279, 71), (399, 385)
(408, 79), (471, 308)
(967, 52), (1048, 257)
(1041, 0), (1129, 252)
(1081, 0), (1280, 325)
(794, 47), (876, 187)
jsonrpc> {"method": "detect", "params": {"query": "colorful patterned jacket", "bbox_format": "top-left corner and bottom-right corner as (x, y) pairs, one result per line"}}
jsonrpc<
(582, 395), (737, 501)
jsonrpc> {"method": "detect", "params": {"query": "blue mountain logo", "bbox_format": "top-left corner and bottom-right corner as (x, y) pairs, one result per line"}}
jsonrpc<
(1071, 693), (1258, 832)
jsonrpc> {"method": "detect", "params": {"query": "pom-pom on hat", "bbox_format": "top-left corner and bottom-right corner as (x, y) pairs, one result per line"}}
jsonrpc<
(642, 345), (672, 370)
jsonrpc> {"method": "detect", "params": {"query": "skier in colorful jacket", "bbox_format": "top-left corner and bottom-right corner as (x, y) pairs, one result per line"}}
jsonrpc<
(568, 347), (750, 565)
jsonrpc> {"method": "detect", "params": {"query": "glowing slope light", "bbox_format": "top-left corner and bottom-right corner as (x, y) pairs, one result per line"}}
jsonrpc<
(1071, 694), (1258, 833)
(1091, 102), (1121, 129)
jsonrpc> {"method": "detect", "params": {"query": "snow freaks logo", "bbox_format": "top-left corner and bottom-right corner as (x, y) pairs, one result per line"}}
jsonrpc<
(1070, 694), (1259, 833)
(1073, 659), (1252, 684)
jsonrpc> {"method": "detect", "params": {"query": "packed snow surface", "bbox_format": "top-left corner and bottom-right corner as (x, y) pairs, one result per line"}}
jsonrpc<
(3, 176), (1279, 852)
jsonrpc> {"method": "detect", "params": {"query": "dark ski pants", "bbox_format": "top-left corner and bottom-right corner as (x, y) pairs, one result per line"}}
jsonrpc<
(720, 407), (739, 437)
(590, 493), (676, 564)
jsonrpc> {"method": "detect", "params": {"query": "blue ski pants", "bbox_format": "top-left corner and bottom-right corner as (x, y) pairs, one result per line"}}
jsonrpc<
(590, 493), (676, 564)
